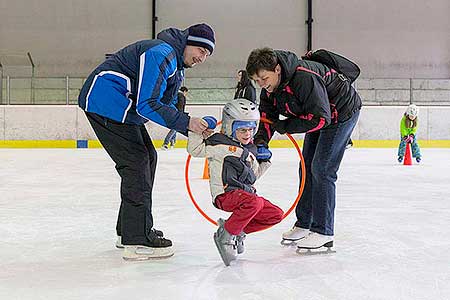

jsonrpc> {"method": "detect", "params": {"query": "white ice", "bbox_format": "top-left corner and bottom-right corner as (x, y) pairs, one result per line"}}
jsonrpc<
(1, 148), (449, 300)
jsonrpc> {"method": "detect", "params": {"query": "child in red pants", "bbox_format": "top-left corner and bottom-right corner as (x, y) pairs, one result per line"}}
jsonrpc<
(188, 99), (283, 266)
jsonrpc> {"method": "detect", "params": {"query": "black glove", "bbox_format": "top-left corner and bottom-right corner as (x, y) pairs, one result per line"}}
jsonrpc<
(272, 120), (287, 134)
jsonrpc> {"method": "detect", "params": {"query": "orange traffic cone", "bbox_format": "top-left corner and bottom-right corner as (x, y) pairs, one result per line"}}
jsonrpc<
(202, 159), (210, 179)
(403, 142), (412, 165)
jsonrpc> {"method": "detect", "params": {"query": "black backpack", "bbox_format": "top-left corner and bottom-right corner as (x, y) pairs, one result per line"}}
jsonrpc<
(302, 49), (361, 83)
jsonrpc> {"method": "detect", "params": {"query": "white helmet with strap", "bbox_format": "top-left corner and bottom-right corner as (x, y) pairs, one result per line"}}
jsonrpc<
(221, 99), (260, 138)
(406, 104), (419, 118)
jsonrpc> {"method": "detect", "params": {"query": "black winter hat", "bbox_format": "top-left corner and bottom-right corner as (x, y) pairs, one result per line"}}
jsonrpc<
(187, 23), (215, 55)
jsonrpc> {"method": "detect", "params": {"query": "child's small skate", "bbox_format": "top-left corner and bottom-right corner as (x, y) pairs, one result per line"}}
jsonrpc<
(281, 226), (310, 245)
(398, 156), (403, 163)
(236, 232), (246, 254)
(416, 157), (421, 163)
(296, 232), (336, 255)
(214, 218), (237, 266)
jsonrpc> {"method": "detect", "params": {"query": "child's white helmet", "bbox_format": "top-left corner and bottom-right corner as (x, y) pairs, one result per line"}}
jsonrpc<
(406, 104), (419, 118)
(221, 99), (260, 138)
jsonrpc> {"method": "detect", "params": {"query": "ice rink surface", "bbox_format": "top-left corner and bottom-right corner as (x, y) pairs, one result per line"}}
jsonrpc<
(1, 147), (449, 300)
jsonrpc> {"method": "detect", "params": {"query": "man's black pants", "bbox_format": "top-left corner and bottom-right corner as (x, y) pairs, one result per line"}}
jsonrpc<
(85, 112), (157, 245)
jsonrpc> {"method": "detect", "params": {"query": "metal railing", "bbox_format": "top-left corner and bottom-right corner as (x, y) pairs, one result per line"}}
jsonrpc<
(0, 76), (84, 105)
(1, 76), (450, 106)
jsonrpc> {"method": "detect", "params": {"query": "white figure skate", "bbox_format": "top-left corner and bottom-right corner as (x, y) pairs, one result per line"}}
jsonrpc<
(281, 226), (310, 245)
(296, 232), (335, 255)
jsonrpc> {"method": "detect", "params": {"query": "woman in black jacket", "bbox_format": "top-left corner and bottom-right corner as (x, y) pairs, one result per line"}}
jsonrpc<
(234, 69), (257, 103)
(246, 47), (361, 251)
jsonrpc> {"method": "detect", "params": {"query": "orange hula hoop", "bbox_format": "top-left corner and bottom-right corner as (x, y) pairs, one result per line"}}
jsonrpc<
(184, 117), (306, 227)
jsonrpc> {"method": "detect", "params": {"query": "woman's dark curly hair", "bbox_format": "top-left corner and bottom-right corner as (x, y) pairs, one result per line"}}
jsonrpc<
(246, 47), (278, 77)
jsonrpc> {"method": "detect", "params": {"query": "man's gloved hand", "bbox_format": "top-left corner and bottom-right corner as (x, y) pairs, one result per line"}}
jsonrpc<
(202, 116), (217, 129)
(189, 117), (208, 134)
(272, 120), (287, 134)
(256, 145), (272, 162)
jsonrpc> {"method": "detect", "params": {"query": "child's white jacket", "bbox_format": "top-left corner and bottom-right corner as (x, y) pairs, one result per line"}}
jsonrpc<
(187, 132), (271, 202)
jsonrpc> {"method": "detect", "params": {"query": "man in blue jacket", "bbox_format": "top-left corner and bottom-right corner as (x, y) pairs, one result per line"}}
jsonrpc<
(78, 23), (215, 260)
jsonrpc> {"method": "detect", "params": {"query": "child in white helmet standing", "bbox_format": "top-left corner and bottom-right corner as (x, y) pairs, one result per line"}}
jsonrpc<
(398, 104), (422, 163)
(187, 99), (284, 266)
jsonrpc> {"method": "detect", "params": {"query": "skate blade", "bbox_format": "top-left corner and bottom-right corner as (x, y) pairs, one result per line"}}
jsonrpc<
(122, 252), (174, 261)
(280, 239), (299, 246)
(296, 241), (335, 255)
(122, 246), (174, 261)
(213, 233), (236, 266)
(296, 247), (336, 255)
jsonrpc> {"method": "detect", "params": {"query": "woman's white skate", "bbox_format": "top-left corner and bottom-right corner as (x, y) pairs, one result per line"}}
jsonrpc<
(280, 226), (310, 245)
(295, 232), (336, 255)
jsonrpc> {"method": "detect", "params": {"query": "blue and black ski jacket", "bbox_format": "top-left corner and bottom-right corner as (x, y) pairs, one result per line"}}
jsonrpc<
(78, 28), (190, 134)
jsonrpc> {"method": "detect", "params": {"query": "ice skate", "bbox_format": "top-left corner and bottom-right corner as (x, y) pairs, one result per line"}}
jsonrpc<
(281, 226), (310, 245)
(122, 245), (174, 260)
(122, 235), (173, 261)
(345, 139), (353, 149)
(116, 229), (164, 249)
(398, 156), (403, 163)
(416, 157), (421, 163)
(296, 232), (335, 255)
(161, 144), (169, 150)
(214, 218), (237, 266)
(236, 232), (246, 254)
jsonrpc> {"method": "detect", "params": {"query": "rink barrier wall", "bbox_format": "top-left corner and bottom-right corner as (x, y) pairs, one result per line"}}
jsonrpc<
(0, 105), (449, 148)
(1, 140), (450, 148)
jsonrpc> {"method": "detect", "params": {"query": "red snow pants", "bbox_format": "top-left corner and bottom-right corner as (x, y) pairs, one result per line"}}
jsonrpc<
(214, 189), (283, 235)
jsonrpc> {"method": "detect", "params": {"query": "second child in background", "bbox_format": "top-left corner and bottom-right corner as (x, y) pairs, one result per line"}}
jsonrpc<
(162, 86), (189, 150)
(234, 70), (257, 103)
(187, 99), (283, 266)
(398, 104), (422, 163)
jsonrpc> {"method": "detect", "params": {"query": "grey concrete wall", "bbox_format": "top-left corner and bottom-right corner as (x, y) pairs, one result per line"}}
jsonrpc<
(2, 0), (448, 78)
(355, 79), (450, 106)
(0, 0), (153, 76)
(315, 0), (450, 78)
(1, 105), (449, 141)
(156, 0), (307, 77)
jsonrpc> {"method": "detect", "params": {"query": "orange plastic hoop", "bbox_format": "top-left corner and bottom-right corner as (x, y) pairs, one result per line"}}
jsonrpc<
(184, 117), (306, 226)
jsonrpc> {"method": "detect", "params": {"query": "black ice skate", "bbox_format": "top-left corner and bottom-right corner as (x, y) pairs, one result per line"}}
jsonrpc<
(122, 231), (173, 261)
(116, 228), (164, 249)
